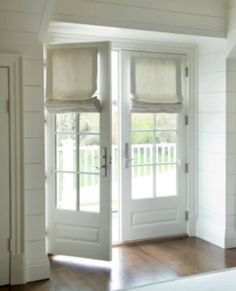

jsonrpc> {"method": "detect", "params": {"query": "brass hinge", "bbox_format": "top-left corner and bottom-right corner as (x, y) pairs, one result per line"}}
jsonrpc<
(184, 163), (189, 173)
(185, 67), (189, 77)
(185, 211), (189, 221)
(184, 114), (189, 126)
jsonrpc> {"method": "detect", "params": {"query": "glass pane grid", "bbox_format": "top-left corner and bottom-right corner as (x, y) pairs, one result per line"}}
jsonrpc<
(131, 113), (178, 199)
(55, 112), (100, 213)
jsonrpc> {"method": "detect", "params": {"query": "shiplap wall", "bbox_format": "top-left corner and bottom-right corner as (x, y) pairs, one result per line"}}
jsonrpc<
(196, 45), (227, 248)
(0, 0), (50, 283)
(0, 0), (234, 285)
(226, 59), (236, 247)
(224, 0), (236, 248)
(54, 0), (227, 38)
(23, 47), (49, 282)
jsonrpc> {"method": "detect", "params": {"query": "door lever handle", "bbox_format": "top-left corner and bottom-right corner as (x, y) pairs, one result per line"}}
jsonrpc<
(125, 143), (132, 168)
(101, 147), (107, 177)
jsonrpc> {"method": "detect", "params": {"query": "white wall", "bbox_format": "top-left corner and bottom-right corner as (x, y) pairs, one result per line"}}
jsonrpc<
(1, 0), (235, 285)
(0, 0), (50, 284)
(225, 0), (236, 248)
(225, 59), (236, 247)
(23, 47), (49, 282)
(49, 0), (236, 250)
(196, 46), (227, 248)
(54, 0), (227, 38)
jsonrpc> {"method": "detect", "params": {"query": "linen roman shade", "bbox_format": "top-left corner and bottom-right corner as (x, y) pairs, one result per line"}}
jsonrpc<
(131, 56), (183, 113)
(46, 46), (101, 112)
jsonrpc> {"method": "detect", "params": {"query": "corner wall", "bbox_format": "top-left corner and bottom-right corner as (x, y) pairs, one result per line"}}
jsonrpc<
(22, 46), (49, 282)
(225, 0), (236, 248)
(0, 42), (49, 283)
(196, 46), (227, 248)
(225, 59), (236, 248)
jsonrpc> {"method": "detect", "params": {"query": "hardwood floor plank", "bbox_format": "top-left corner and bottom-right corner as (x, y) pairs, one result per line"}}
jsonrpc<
(2, 238), (236, 291)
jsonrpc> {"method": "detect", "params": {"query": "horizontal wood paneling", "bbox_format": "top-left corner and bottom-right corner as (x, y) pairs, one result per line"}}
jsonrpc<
(0, 0), (46, 14)
(54, 0), (226, 37)
(24, 86), (44, 112)
(0, 11), (40, 33)
(24, 138), (44, 164)
(24, 164), (45, 190)
(87, 0), (226, 17)
(197, 49), (226, 248)
(24, 112), (44, 138)
(25, 215), (46, 241)
(23, 60), (43, 86)
(25, 189), (45, 216)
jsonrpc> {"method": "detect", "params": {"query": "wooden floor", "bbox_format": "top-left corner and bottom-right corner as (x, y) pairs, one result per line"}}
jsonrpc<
(2, 237), (236, 291)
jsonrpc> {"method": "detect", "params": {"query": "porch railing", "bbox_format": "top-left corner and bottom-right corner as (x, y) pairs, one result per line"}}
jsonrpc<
(59, 143), (176, 187)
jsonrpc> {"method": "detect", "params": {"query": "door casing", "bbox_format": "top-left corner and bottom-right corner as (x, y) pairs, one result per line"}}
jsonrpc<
(0, 54), (24, 284)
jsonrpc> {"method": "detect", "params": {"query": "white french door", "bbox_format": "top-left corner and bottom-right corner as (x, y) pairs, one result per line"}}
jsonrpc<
(120, 51), (187, 242)
(0, 67), (10, 285)
(46, 42), (112, 260)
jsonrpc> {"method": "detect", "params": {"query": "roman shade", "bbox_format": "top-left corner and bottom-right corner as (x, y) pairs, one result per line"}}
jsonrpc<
(131, 56), (183, 113)
(46, 46), (101, 112)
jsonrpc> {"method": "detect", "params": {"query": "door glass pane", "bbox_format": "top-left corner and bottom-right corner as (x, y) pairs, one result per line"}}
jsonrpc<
(56, 134), (76, 171)
(56, 113), (76, 132)
(156, 165), (177, 197)
(156, 113), (177, 130)
(132, 113), (153, 130)
(156, 132), (176, 164)
(80, 113), (100, 132)
(57, 173), (76, 210)
(80, 174), (100, 212)
(132, 132), (154, 165)
(79, 135), (100, 173)
(132, 166), (153, 199)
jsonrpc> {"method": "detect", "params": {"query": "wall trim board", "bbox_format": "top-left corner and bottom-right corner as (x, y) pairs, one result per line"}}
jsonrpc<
(11, 254), (26, 285)
(196, 218), (226, 248)
(225, 229), (236, 248)
(25, 255), (50, 282)
(38, 0), (56, 42)
(53, 0), (226, 38)
(0, 54), (25, 284)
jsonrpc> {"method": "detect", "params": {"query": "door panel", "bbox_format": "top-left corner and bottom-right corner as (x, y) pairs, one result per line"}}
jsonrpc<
(121, 51), (187, 242)
(47, 42), (112, 260)
(0, 67), (10, 285)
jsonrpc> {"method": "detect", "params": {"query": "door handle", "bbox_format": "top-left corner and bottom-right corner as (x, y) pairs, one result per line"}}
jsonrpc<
(125, 143), (132, 168)
(100, 147), (107, 177)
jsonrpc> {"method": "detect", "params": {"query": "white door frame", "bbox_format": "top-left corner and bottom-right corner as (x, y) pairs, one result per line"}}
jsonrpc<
(112, 41), (198, 237)
(0, 54), (25, 284)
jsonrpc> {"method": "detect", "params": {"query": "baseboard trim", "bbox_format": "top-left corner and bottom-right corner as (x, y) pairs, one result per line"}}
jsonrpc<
(11, 254), (26, 285)
(113, 233), (188, 247)
(26, 257), (50, 283)
(196, 220), (225, 249)
(225, 230), (236, 248)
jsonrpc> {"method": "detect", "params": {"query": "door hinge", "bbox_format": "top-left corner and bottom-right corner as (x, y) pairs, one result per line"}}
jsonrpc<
(184, 114), (189, 126)
(184, 163), (189, 173)
(7, 100), (10, 114)
(185, 67), (189, 77)
(185, 211), (189, 221)
(8, 238), (12, 253)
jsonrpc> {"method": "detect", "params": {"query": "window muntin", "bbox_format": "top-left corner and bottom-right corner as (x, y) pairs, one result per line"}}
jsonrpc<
(55, 112), (100, 212)
(131, 113), (178, 199)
